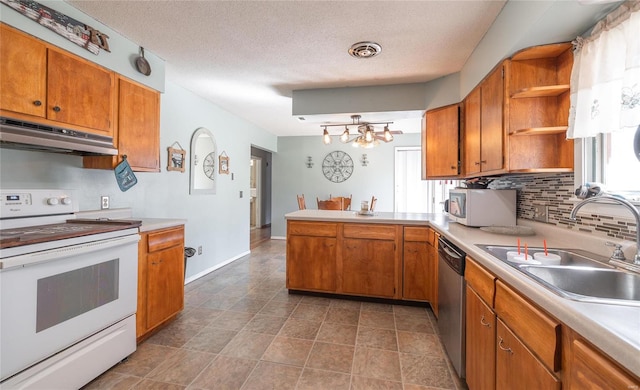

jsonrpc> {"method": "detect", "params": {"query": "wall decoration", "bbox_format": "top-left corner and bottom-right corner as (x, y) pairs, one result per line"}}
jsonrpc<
(219, 151), (230, 174)
(361, 154), (369, 167)
(306, 156), (314, 168)
(322, 150), (354, 183)
(1, 0), (111, 55)
(167, 142), (186, 172)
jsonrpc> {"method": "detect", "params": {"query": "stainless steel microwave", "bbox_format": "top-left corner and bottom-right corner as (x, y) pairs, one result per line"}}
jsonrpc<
(446, 189), (517, 227)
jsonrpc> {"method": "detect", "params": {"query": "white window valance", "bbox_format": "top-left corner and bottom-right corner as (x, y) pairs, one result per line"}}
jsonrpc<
(567, 1), (640, 139)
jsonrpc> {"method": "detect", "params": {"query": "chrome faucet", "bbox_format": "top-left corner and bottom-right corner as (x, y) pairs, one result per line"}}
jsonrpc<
(570, 195), (640, 265)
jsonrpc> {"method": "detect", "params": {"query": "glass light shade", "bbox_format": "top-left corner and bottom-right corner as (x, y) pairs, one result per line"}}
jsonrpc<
(383, 127), (394, 142)
(340, 127), (350, 143)
(364, 127), (374, 142)
(323, 128), (331, 144)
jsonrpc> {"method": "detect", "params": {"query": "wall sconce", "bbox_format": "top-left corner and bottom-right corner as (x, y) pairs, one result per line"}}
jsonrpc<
(361, 154), (369, 167)
(306, 156), (314, 168)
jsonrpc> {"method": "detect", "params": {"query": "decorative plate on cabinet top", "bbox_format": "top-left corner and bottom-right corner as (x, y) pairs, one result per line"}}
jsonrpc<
(479, 225), (535, 236)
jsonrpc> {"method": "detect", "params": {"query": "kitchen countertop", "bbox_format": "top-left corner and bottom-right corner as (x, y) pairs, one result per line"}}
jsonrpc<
(74, 208), (186, 232)
(285, 209), (435, 225)
(430, 217), (640, 378)
(285, 209), (640, 376)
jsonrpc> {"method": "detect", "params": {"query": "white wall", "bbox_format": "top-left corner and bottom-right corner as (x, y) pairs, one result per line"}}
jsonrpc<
(271, 133), (421, 238)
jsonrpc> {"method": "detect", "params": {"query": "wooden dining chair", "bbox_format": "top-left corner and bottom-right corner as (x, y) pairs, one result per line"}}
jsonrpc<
(343, 194), (352, 211)
(317, 198), (343, 210)
(328, 194), (352, 210)
(370, 196), (377, 212)
(296, 194), (306, 210)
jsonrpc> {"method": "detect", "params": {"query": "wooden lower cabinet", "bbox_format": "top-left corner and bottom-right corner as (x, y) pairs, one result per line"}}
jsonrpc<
(465, 286), (496, 390)
(137, 225), (185, 342)
(342, 238), (396, 297)
(287, 235), (337, 292)
(496, 319), (561, 390)
(567, 338), (640, 389)
(286, 220), (420, 301)
(465, 257), (640, 389)
(402, 226), (438, 312)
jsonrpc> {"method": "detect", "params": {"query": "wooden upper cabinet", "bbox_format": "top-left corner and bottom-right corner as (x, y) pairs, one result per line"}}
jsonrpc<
(0, 24), (47, 118)
(463, 65), (506, 177)
(463, 86), (481, 176)
(84, 77), (161, 171)
(423, 103), (460, 178)
(1, 23), (115, 138)
(47, 49), (115, 136)
(479, 63), (505, 174)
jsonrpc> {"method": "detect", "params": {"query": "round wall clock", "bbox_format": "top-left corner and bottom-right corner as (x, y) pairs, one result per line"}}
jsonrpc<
(322, 150), (354, 183)
(203, 152), (216, 180)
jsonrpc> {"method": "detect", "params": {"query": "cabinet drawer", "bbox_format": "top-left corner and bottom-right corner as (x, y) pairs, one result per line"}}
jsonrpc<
(344, 224), (397, 240)
(495, 280), (561, 372)
(465, 257), (496, 306)
(288, 221), (337, 237)
(147, 226), (184, 252)
(404, 226), (434, 244)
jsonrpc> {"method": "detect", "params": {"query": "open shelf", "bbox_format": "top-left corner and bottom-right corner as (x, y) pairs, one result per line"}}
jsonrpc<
(511, 42), (573, 61)
(511, 85), (570, 99)
(511, 126), (568, 136)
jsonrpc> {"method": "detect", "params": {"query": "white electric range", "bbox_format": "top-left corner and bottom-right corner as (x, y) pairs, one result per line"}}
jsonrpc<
(0, 189), (140, 389)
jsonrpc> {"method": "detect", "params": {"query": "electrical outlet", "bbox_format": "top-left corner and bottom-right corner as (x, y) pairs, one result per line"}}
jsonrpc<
(533, 204), (548, 222)
(198, 246), (202, 255)
(101, 196), (110, 210)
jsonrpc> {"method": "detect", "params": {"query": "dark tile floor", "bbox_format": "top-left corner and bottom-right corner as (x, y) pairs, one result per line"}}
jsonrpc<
(84, 239), (466, 389)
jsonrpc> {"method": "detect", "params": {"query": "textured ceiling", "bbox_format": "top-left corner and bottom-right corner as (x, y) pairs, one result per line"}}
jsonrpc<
(67, 1), (507, 136)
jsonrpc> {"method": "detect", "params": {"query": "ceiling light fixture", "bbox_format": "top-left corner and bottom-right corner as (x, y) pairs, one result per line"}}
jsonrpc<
(321, 115), (402, 148)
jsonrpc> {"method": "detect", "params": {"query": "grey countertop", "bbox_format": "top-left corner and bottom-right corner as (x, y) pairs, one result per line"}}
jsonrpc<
(285, 210), (640, 376)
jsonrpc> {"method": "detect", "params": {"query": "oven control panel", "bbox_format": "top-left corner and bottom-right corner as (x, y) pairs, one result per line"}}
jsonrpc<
(0, 189), (77, 219)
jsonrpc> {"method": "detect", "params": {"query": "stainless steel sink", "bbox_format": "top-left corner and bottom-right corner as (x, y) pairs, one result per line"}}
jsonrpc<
(476, 244), (612, 268)
(475, 244), (640, 307)
(520, 265), (640, 306)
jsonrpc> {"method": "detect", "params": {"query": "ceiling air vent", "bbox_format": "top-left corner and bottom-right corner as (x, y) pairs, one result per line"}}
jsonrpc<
(348, 41), (382, 59)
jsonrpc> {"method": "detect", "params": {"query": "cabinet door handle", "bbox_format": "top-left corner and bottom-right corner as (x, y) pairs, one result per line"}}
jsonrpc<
(474, 161), (481, 166)
(498, 337), (513, 354)
(33, 100), (42, 106)
(52, 106), (61, 112)
(480, 160), (487, 164)
(480, 315), (491, 328)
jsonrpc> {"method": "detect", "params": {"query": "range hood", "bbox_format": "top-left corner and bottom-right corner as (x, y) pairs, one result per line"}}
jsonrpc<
(0, 116), (118, 156)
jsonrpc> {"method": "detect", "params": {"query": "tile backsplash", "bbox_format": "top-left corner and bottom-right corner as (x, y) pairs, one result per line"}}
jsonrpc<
(490, 173), (637, 241)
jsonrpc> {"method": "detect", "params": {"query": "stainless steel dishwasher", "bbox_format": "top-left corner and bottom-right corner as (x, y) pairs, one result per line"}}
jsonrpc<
(437, 236), (466, 379)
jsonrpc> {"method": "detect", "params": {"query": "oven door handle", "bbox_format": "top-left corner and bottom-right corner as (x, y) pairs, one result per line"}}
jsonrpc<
(0, 234), (140, 270)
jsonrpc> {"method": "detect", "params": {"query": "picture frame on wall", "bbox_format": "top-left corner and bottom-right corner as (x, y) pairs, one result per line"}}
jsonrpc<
(167, 146), (186, 172)
(219, 151), (229, 174)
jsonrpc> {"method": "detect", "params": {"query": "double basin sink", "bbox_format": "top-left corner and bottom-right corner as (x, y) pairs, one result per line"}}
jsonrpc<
(476, 245), (640, 307)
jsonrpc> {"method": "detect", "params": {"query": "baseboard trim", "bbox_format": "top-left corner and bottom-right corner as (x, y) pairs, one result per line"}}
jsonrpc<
(270, 236), (286, 240)
(184, 250), (250, 285)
